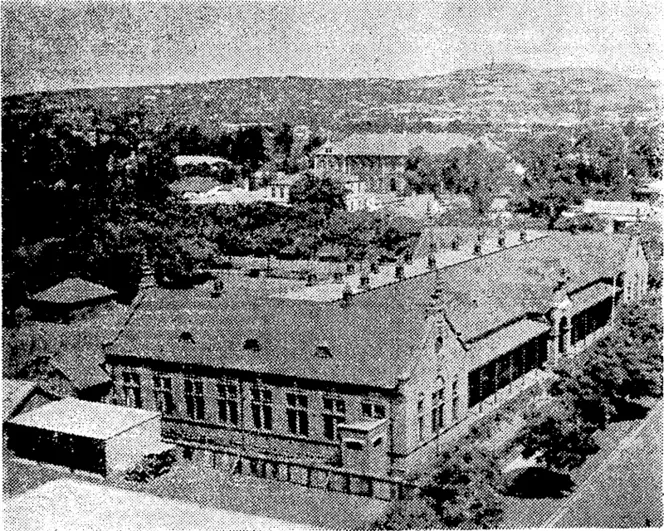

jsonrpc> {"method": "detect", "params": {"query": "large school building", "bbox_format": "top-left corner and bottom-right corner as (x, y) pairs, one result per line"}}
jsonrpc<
(105, 232), (648, 477)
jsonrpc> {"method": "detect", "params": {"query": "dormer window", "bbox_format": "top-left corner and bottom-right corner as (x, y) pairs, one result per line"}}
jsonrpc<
(179, 331), (195, 344)
(244, 338), (260, 352)
(435, 336), (444, 355)
(315, 344), (332, 358)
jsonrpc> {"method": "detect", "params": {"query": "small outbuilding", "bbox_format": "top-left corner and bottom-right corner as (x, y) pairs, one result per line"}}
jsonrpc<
(29, 278), (117, 321)
(6, 398), (170, 476)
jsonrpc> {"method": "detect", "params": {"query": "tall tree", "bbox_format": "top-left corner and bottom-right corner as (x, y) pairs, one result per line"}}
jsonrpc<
(419, 446), (504, 529)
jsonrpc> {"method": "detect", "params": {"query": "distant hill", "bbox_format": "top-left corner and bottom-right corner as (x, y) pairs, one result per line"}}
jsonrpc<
(3, 64), (661, 136)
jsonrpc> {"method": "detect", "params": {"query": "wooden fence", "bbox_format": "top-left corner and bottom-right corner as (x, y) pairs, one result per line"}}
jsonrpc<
(173, 440), (418, 501)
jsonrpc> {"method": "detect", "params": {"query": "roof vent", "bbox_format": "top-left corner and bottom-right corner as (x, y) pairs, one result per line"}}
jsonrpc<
(179, 331), (195, 344)
(243, 338), (260, 352)
(315, 343), (332, 358)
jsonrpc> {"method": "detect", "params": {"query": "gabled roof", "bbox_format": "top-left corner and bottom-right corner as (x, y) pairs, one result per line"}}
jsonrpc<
(315, 133), (477, 157)
(31, 278), (116, 305)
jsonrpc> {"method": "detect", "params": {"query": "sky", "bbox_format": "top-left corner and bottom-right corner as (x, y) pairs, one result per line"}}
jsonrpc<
(2, 0), (663, 95)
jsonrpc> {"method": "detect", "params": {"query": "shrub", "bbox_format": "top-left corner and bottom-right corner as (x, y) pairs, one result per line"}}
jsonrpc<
(125, 449), (176, 483)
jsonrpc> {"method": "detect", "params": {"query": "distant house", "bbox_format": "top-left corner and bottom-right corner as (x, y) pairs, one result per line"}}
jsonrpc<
(313, 133), (482, 193)
(3, 379), (55, 423)
(633, 180), (664, 208)
(265, 173), (302, 204)
(578, 200), (655, 233)
(29, 278), (117, 322)
(5, 398), (171, 476)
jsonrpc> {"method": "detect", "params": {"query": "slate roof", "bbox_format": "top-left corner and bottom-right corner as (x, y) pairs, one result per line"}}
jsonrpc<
(31, 278), (117, 305)
(8, 397), (159, 440)
(316, 133), (477, 157)
(466, 320), (549, 362)
(432, 232), (632, 341)
(110, 233), (633, 389)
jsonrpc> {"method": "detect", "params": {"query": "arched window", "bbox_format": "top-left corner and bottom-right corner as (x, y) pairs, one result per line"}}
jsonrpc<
(435, 336), (444, 356)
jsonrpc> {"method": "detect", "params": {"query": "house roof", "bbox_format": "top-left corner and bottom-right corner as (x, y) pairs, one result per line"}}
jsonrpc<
(169, 176), (222, 195)
(582, 200), (652, 218)
(269, 172), (302, 186)
(315, 133), (477, 157)
(4, 302), (130, 389)
(109, 232), (633, 390)
(8, 397), (159, 440)
(31, 278), (117, 305)
(174, 155), (231, 166)
(466, 319), (550, 363)
(433, 232), (632, 341)
(3, 379), (39, 421)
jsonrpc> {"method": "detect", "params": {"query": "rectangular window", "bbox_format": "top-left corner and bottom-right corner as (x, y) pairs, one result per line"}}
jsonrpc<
(511, 346), (525, 381)
(153, 374), (174, 416)
(322, 397), (346, 440)
(286, 392), (309, 437)
(451, 378), (459, 421)
(418, 397), (425, 440)
(361, 402), (386, 419)
(468, 369), (481, 408)
(431, 384), (444, 433)
(217, 382), (238, 426)
(251, 387), (273, 431)
(122, 371), (142, 409)
(496, 353), (511, 390)
(184, 377), (205, 420)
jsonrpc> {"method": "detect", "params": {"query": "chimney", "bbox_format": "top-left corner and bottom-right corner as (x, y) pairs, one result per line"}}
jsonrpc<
(211, 277), (224, 298)
(341, 284), (353, 306)
(451, 234), (460, 251)
(498, 231), (506, 249)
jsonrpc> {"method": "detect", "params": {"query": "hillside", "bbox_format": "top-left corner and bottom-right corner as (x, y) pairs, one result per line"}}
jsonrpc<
(3, 64), (661, 137)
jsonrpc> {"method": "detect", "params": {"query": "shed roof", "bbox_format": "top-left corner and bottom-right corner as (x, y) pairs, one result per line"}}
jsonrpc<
(8, 398), (159, 440)
(31, 278), (117, 305)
